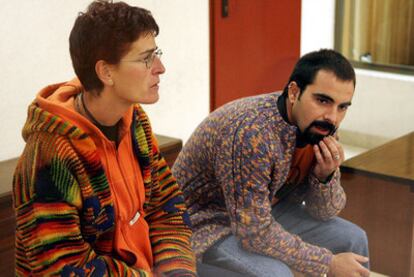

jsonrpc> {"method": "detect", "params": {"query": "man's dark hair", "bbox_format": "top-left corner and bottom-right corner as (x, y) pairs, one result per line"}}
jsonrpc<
(69, 0), (159, 93)
(282, 49), (356, 97)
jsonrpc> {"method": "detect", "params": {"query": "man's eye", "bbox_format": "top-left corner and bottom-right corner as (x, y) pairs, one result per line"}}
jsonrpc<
(317, 98), (328, 104)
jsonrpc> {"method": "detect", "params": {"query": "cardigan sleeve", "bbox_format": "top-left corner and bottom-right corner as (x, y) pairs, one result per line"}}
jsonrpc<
(143, 137), (197, 277)
(13, 136), (150, 277)
(215, 121), (333, 276)
(302, 170), (346, 221)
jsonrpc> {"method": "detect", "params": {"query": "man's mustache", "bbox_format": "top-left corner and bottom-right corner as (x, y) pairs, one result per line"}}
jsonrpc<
(309, 120), (336, 134)
(299, 120), (337, 145)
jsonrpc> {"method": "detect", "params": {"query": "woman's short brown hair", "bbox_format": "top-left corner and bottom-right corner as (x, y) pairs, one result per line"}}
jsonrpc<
(69, 0), (159, 92)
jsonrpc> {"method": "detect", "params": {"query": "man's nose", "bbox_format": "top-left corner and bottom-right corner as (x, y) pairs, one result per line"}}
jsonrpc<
(323, 107), (337, 125)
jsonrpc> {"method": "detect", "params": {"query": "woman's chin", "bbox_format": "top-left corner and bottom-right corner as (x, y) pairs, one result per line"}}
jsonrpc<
(137, 94), (159, 105)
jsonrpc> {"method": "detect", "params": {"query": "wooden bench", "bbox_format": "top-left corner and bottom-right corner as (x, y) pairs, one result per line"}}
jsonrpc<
(0, 134), (182, 276)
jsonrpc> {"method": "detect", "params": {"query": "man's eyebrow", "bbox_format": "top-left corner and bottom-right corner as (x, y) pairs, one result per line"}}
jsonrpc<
(314, 93), (352, 106)
(314, 93), (334, 102)
(339, 102), (352, 107)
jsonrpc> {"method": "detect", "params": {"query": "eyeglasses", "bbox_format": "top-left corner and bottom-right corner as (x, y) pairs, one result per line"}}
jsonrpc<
(121, 48), (163, 69)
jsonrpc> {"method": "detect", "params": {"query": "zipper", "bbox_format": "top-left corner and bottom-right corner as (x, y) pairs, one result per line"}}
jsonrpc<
(110, 140), (143, 223)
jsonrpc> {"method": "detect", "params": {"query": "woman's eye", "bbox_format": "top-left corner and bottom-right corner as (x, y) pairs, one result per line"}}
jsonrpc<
(144, 54), (152, 62)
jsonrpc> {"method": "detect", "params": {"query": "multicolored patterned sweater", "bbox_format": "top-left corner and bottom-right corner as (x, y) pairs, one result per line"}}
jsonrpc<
(13, 97), (196, 276)
(172, 92), (346, 276)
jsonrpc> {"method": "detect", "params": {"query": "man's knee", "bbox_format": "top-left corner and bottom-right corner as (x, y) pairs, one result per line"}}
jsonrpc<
(350, 223), (367, 241)
(347, 223), (368, 251)
(334, 219), (369, 254)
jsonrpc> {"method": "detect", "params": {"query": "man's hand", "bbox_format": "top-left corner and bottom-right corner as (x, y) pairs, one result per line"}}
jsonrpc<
(328, 253), (370, 277)
(313, 136), (344, 182)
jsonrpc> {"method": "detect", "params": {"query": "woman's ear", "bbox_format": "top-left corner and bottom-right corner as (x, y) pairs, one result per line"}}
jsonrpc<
(95, 60), (114, 86)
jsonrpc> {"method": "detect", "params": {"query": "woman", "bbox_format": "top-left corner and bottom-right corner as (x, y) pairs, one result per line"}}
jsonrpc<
(13, 1), (196, 276)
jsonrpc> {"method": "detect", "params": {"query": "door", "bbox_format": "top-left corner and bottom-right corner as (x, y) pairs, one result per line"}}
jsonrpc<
(210, 0), (301, 110)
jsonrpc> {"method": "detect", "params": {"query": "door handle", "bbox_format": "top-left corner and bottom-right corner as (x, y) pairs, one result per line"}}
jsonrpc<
(222, 0), (229, 18)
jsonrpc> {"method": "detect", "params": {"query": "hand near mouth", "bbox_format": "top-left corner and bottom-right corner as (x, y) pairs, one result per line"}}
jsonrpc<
(312, 136), (344, 182)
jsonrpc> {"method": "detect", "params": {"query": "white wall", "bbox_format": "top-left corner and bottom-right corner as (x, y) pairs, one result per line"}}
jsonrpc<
(301, 0), (414, 144)
(133, 1), (210, 145)
(301, 0), (336, 55)
(0, 0), (210, 162)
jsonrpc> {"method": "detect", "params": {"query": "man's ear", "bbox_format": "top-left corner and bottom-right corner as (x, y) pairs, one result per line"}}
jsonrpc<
(95, 60), (114, 86)
(287, 81), (300, 104)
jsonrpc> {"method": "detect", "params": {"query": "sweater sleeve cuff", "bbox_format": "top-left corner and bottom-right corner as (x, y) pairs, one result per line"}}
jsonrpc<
(310, 169), (340, 187)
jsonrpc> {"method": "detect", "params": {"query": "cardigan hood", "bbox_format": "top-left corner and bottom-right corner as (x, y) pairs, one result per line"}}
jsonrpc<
(22, 80), (85, 141)
(21, 80), (157, 210)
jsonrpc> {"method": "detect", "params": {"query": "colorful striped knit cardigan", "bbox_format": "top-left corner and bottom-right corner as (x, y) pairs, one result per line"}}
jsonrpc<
(13, 102), (196, 276)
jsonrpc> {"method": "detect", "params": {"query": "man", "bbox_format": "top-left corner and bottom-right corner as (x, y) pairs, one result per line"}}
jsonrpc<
(172, 49), (370, 277)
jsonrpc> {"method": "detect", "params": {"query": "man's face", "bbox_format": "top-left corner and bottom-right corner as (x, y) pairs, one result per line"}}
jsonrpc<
(288, 70), (355, 144)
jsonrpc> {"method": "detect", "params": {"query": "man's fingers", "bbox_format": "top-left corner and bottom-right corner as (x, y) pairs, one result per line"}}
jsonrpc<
(323, 136), (343, 162)
(353, 254), (370, 277)
(331, 136), (345, 161)
(313, 145), (324, 164)
(353, 253), (369, 263)
(323, 137), (339, 158)
(357, 265), (371, 277)
(318, 140), (333, 160)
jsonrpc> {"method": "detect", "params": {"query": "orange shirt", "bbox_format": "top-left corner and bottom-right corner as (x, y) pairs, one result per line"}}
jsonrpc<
(273, 145), (315, 204)
(286, 145), (315, 186)
(36, 79), (153, 271)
